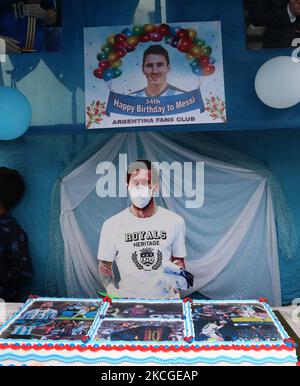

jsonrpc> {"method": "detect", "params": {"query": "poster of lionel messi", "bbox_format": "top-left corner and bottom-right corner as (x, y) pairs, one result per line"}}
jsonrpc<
(84, 21), (226, 129)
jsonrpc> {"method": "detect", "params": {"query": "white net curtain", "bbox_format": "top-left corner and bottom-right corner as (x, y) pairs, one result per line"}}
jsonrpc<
(60, 132), (281, 305)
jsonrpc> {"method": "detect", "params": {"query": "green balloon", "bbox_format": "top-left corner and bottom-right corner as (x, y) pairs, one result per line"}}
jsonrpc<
(113, 68), (122, 78)
(97, 52), (108, 61)
(203, 46), (212, 56)
(194, 38), (206, 47)
(101, 44), (113, 54)
(133, 25), (144, 35)
(189, 58), (199, 68)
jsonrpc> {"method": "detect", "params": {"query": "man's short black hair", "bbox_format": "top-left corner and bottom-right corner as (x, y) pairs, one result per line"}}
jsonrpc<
(0, 167), (25, 211)
(142, 45), (170, 67)
(127, 160), (159, 185)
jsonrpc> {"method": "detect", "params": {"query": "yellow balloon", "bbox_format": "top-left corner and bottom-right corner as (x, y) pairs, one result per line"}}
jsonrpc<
(127, 35), (139, 47)
(107, 35), (115, 45)
(186, 53), (194, 61)
(187, 28), (197, 41)
(111, 59), (122, 68)
(189, 44), (204, 59)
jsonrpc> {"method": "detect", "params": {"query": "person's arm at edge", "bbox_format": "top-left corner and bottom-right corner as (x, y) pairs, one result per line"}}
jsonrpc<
(99, 260), (119, 295)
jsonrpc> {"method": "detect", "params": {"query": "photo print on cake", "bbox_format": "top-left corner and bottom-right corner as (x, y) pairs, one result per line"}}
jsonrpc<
(95, 320), (185, 342)
(192, 303), (283, 342)
(0, 300), (101, 340)
(105, 302), (184, 320)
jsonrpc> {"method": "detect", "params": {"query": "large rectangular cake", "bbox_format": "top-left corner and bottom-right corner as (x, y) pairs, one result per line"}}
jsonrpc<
(0, 296), (298, 366)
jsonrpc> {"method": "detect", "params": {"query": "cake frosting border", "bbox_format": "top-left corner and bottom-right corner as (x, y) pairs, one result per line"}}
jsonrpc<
(0, 297), (298, 366)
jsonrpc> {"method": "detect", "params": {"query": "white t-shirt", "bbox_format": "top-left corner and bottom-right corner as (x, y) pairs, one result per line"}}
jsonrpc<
(97, 206), (186, 299)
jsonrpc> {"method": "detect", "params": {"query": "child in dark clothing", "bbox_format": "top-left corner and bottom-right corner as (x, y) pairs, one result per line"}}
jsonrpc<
(0, 167), (33, 302)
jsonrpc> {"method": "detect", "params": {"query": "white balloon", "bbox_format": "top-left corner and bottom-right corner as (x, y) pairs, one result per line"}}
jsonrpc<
(255, 56), (300, 109)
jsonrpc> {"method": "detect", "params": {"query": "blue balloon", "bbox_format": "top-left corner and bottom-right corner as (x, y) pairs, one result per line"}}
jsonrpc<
(0, 87), (32, 141)
(170, 26), (181, 37)
(103, 69), (114, 81)
(170, 37), (179, 48)
(122, 28), (132, 37)
(192, 66), (203, 76)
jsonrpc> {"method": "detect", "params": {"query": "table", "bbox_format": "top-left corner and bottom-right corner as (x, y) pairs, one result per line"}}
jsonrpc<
(273, 307), (300, 361)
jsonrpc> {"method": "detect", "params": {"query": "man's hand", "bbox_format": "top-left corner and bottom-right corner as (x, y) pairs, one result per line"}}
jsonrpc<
(24, 4), (47, 19)
(171, 257), (185, 269)
(24, 3), (56, 25)
(162, 261), (194, 293)
(289, 0), (300, 17)
(99, 260), (119, 296)
(0, 36), (21, 53)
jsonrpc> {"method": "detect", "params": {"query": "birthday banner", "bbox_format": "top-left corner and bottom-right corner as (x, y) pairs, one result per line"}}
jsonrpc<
(84, 21), (226, 129)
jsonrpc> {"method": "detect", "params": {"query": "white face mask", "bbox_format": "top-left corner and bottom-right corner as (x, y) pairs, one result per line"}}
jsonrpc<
(129, 185), (152, 209)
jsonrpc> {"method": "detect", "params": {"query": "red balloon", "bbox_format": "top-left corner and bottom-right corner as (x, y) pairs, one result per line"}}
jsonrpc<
(139, 32), (152, 43)
(151, 32), (163, 42)
(203, 64), (216, 76)
(199, 55), (210, 66)
(158, 24), (171, 36)
(114, 41), (128, 49)
(115, 33), (127, 43)
(116, 47), (127, 58)
(126, 45), (136, 52)
(177, 38), (192, 53)
(98, 59), (110, 70)
(94, 68), (104, 79)
(176, 29), (189, 39)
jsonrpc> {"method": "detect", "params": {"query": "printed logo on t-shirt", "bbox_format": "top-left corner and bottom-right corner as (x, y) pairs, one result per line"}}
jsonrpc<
(132, 248), (163, 271)
(125, 230), (167, 248)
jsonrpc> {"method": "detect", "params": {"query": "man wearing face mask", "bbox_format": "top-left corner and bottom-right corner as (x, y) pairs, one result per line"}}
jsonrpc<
(98, 160), (193, 299)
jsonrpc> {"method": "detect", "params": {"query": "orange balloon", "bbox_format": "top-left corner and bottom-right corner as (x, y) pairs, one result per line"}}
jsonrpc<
(203, 64), (216, 76)
(144, 24), (157, 33)
(108, 52), (119, 64)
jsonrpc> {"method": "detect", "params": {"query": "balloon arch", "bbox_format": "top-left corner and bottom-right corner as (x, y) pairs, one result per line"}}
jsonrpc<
(93, 23), (216, 82)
